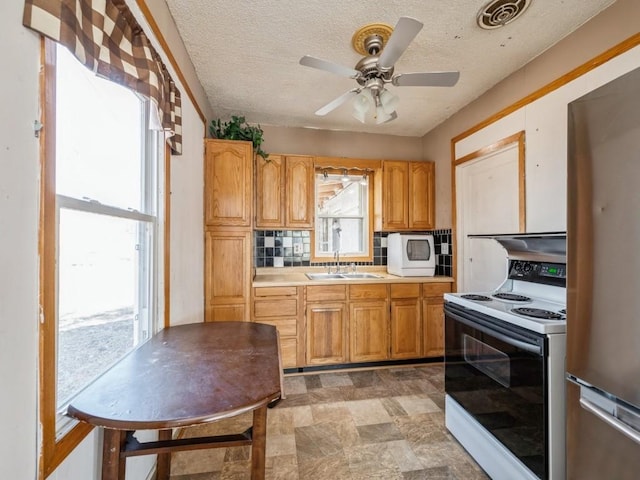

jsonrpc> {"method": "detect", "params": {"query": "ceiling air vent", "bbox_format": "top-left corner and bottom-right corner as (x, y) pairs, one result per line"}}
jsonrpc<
(477, 0), (532, 29)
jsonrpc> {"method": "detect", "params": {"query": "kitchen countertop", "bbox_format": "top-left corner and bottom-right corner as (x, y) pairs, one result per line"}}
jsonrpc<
(253, 267), (454, 287)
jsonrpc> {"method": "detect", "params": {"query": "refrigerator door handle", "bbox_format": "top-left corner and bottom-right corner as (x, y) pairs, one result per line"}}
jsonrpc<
(579, 396), (640, 446)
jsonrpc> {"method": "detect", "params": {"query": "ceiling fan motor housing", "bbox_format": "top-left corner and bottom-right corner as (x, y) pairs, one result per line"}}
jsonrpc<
(355, 53), (394, 86)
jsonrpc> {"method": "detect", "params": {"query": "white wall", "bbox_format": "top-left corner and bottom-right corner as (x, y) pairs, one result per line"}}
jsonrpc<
(0, 0), (205, 478)
(0, 1), (40, 478)
(453, 45), (640, 232)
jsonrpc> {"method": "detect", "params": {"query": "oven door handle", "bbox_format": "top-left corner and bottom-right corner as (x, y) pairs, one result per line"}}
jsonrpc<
(446, 308), (543, 355)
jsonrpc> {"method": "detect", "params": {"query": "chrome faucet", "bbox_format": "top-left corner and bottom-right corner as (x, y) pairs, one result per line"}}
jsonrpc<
(333, 250), (341, 274)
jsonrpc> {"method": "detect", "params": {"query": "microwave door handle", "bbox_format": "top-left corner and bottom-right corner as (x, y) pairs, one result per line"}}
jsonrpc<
(447, 309), (542, 355)
(579, 397), (640, 446)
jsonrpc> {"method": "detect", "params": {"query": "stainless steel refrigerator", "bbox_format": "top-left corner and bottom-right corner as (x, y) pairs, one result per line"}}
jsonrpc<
(567, 66), (640, 479)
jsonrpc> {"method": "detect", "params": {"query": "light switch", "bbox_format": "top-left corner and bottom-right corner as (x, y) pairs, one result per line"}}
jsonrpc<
(441, 243), (449, 255)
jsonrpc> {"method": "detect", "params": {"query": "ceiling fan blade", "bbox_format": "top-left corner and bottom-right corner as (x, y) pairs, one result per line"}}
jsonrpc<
(378, 17), (424, 69)
(300, 55), (361, 78)
(392, 71), (460, 87)
(315, 89), (359, 116)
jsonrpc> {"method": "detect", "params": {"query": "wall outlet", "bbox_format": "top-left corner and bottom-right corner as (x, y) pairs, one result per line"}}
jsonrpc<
(293, 243), (303, 254)
(441, 243), (449, 255)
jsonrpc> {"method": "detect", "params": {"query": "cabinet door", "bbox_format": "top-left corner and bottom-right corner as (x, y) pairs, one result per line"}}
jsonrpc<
(255, 154), (284, 228)
(383, 161), (409, 230)
(409, 161), (435, 230)
(285, 156), (314, 228)
(390, 298), (422, 359)
(423, 297), (445, 357)
(204, 140), (252, 226)
(422, 283), (450, 357)
(349, 300), (389, 362)
(204, 230), (251, 321)
(306, 302), (347, 365)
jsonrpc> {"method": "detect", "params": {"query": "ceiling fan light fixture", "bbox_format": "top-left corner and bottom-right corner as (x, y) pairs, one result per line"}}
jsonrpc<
(353, 90), (371, 113)
(352, 108), (367, 123)
(375, 105), (392, 125)
(379, 89), (399, 114)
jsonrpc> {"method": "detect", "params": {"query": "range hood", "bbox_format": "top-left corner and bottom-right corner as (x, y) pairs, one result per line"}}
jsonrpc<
(468, 231), (566, 262)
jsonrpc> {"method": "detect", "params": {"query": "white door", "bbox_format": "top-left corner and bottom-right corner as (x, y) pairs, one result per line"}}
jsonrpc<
(457, 145), (521, 292)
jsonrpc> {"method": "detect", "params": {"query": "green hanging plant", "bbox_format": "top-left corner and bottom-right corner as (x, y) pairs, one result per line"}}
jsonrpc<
(209, 115), (269, 161)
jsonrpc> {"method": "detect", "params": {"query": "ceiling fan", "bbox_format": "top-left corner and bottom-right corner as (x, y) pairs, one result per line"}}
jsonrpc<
(299, 17), (460, 124)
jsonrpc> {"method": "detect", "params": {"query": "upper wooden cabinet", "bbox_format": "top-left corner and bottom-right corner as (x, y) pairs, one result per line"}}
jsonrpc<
(255, 154), (284, 227)
(205, 139), (253, 227)
(285, 156), (314, 228)
(409, 161), (435, 230)
(382, 160), (435, 231)
(255, 154), (314, 229)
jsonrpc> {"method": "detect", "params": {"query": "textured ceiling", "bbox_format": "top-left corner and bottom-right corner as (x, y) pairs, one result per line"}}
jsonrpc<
(164, 0), (617, 137)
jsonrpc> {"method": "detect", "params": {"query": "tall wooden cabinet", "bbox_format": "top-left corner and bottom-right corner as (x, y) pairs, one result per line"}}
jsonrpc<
(255, 154), (314, 229)
(382, 160), (435, 231)
(204, 139), (253, 322)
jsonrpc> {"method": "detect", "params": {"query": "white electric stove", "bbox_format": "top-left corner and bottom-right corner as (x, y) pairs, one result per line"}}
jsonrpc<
(444, 259), (567, 335)
(445, 234), (567, 480)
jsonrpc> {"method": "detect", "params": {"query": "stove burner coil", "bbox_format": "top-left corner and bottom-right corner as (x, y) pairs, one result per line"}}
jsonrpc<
(511, 307), (564, 320)
(461, 294), (492, 301)
(492, 292), (531, 302)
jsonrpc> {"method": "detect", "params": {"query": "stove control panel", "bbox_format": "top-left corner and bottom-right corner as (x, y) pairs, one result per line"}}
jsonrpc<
(508, 260), (566, 287)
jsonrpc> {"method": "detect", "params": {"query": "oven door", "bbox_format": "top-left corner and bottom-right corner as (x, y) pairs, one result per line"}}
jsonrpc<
(444, 301), (548, 479)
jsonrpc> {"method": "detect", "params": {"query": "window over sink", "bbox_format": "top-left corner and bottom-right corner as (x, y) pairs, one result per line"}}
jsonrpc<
(312, 171), (373, 262)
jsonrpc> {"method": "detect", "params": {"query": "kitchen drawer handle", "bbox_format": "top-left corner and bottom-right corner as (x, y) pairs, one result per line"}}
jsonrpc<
(579, 397), (640, 446)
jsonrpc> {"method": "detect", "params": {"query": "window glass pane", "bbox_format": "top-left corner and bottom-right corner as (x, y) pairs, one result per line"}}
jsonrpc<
(55, 44), (143, 210)
(315, 173), (369, 257)
(57, 209), (149, 407)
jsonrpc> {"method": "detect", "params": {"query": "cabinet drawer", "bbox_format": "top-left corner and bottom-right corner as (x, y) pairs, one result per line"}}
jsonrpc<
(254, 286), (298, 297)
(349, 283), (388, 300)
(254, 298), (298, 317)
(390, 283), (420, 299)
(422, 282), (451, 296)
(306, 285), (347, 301)
(254, 318), (297, 337)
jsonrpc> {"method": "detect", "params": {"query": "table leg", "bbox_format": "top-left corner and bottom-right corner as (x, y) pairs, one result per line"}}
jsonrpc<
(102, 429), (127, 480)
(155, 429), (172, 480)
(250, 405), (268, 480)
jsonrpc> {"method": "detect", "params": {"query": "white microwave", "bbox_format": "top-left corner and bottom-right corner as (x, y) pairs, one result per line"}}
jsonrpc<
(386, 233), (436, 277)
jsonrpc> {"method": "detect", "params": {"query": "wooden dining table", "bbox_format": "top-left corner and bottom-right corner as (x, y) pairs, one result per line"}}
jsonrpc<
(66, 321), (283, 480)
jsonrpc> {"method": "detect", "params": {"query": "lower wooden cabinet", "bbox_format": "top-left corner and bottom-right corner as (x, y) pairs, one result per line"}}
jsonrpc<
(349, 284), (389, 362)
(422, 283), (452, 357)
(306, 302), (348, 365)
(252, 286), (303, 368)
(390, 284), (422, 359)
(305, 285), (348, 365)
(261, 281), (450, 368)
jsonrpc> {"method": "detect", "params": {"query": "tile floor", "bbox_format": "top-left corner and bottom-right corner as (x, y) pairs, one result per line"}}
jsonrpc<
(169, 364), (488, 479)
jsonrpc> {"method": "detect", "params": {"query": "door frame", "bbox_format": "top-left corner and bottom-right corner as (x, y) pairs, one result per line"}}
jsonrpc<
(451, 131), (526, 291)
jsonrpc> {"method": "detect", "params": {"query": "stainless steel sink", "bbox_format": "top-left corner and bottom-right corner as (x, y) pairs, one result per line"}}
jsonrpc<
(305, 272), (382, 280)
(340, 273), (382, 279)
